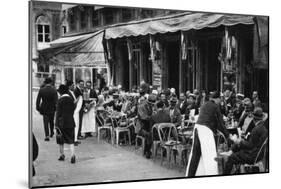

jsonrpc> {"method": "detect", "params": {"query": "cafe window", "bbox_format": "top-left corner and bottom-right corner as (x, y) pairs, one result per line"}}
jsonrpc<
(92, 10), (99, 27)
(80, 8), (87, 29)
(121, 9), (133, 22)
(103, 9), (114, 25)
(36, 16), (51, 43)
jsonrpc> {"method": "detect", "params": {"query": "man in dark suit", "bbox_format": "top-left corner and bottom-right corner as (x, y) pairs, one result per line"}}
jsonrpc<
(36, 78), (58, 141)
(74, 80), (84, 139)
(137, 94), (156, 159)
(168, 97), (182, 127)
(177, 93), (189, 118)
(224, 107), (268, 174)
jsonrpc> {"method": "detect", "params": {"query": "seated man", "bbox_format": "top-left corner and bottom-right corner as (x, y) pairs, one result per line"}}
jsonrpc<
(168, 97), (182, 128)
(238, 99), (255, 136)
(223, 107), (268, 175)
(151, 101), (171, 126)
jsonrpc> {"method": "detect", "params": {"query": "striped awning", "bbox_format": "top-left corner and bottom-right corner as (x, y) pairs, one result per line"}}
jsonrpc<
(39, 30), (107, 68)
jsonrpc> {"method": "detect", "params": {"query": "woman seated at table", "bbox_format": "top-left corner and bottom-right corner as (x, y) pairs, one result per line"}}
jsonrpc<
(223, 107), (268, 175)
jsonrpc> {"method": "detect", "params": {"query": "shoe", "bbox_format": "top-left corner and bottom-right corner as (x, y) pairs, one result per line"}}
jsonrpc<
(145, 151), (151, 159)
(78, 136), (85, 140)
(50, 133), (54, 138)
(71, 156), (76, 164)
(74, 141), (81, 146)
(87, 133), (93, 137)
(44, 137), (50, 141)
(58, 154), (65, 161)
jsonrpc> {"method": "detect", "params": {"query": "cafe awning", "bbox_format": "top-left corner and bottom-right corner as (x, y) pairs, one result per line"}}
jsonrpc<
(104, 12), (254, 39)
(39, 30), (107, 68)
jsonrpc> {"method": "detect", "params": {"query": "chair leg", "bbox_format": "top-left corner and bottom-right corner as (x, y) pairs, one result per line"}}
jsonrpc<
(97, 129), (100, 143)
(128, 131), (131, 145)
(116, 131), (119, 146)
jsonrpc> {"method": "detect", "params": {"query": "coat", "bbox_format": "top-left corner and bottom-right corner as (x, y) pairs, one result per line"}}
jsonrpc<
(231, 121), (268, 163)
(55, 94), (76, 129)
(36, 85), (58, 115)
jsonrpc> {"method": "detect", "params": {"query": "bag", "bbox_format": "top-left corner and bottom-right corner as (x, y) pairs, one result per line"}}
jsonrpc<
(55, 127), (64, 145)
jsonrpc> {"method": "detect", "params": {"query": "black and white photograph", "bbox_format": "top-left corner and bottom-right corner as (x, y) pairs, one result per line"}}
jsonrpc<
(28, 0), (269, 188)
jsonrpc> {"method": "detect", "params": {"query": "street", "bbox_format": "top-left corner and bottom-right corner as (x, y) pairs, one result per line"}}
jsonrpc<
(31, 91), (184, 187)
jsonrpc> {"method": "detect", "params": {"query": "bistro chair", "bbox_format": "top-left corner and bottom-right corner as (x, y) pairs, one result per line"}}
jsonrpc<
(112, 113), (132, 146)
(240, 137), (269, 173)
(156, 123), (180, 167)
(151, 123), (161, 159)
(96, 110), (114, 144)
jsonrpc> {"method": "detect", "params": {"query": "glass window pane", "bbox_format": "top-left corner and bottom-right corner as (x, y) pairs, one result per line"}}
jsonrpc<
(44, 25), (50, 33)
(38, 34), (43, 42)
(37, 25), (43, 33)
(45, 34), (50, 42)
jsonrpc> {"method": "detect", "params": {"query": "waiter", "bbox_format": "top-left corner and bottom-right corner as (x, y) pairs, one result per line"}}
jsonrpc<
(185, 91), (229, 177)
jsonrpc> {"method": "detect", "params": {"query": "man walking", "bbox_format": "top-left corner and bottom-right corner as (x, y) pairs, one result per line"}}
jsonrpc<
(36, 77), (58, 141)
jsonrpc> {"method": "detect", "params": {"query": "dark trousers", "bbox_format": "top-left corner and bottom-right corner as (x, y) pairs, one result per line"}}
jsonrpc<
(138, 120), (153, 155)
(224, 151), (250, 174)
(43, 113), (54, 138)
(78, 110), (83, 137)
(187, 128), (201, 177)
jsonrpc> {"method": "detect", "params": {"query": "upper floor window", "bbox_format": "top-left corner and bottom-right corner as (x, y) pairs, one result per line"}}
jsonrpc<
(92, 9), (99, 27)
(62, 25), (67, 36)
(103, 8), (114, 25)
(68, 9), (76, 31)
(36, 16), (51, 43)
(80, 7), (87, 29)
(141, 9), (154, 19)
(121, 9), (133, 22)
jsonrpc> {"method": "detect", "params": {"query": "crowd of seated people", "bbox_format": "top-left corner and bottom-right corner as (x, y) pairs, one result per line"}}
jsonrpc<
(62, 79), (268, 174)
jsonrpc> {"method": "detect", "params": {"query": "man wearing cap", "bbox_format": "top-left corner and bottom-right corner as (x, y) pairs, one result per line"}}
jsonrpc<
(36, 78), (58, 141)
(137, 94), (156, 158)
(224, 107), (268, 174)
(168, 97), (182, 127)
(185, 91), (229, 177)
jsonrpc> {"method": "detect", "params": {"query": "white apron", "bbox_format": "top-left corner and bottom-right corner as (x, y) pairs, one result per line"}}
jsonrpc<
(81, 106), (96, 134)
(73, 96), (83, 142)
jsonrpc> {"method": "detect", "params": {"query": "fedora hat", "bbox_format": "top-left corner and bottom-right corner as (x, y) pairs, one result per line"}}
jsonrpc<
(253, 107), (265, 120)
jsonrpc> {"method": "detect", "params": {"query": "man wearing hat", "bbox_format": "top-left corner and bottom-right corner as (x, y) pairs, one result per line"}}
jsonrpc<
(137, 94), (156, 159)
(168, 97), (182, 127)
(185, 91), (229, 177)
(36, 77), (58, 141)
(224, 107), (268, 174)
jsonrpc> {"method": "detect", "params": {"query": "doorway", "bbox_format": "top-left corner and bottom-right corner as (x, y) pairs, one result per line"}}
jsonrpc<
(167, 42), (180, 94)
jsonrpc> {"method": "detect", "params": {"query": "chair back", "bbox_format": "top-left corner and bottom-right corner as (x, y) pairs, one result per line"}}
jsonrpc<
(254, 137), (268, 164)
(157, 123), (178, 144)
(216, 130), (228, 152)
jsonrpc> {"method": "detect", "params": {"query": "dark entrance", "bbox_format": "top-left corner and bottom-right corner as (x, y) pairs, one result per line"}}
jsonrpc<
(206, 38), (221, 92)
(167, 42), (180, 94)
(119, 43), (130, 91)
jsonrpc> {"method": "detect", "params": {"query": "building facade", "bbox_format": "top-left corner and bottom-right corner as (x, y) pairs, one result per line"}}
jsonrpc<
(31, 1), (67, 88)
